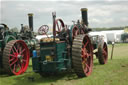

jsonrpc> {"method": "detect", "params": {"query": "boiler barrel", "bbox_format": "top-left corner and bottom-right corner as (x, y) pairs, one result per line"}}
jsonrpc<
(28, 13), (33, 31)
(81, 8), (88, 26)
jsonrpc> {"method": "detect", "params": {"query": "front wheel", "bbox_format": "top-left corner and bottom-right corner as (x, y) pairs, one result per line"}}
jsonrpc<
(98, 42), (108, 64)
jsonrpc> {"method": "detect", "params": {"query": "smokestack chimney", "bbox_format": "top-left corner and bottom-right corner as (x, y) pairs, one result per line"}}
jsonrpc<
(20, 24), (24, 33)
(81, 8), (88, 26)
(28, 13), (33, 31)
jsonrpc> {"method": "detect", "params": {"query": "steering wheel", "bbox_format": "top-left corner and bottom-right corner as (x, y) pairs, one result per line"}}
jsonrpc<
(38, 25), (49, 35)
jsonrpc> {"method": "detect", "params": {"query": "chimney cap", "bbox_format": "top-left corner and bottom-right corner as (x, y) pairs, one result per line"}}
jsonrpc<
(81, 8), (88, 11)
(28, 13), (33, 16)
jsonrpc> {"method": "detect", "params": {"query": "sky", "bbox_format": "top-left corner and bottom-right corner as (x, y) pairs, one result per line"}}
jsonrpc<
(0, 0), (128, 32)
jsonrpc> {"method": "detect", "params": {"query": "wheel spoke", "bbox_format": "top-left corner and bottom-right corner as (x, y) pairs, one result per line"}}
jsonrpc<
(17, 44), (20, 53)
(44, 27), (47, 32)
(82, 59), (86, 68)
(84, 63), (90, 73)
(22, 59), (27, 63)
(15, 62), (21, 72)
(13, 64), (16, 72)
(9, 57), (16, 62)
(20, 48), (25, 55)
(85, 63), (90, 71)
(82, 49), (86, 57)
(82, 46), (90, 58)
(17, 63), (21, 70)
(17, 59), (22, 69)
(57, 22), (60, 31)
(11, 48), (15, 55)
(85, 53), (91, 58)
(19, 47), (22, 54)
(84, 41), (89, 48)
(60, 24), (62, 30)
(10, 58), (18, 66)
(13, 45), (18, 54)
(9, 54), (16, 57)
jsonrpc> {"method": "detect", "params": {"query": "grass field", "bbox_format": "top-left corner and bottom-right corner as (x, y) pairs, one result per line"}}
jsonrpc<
(0, 43), (128, 85)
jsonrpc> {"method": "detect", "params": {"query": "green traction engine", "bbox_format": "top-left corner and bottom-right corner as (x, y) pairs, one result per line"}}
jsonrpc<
(32, 8), (108, 77)
(0, 24), (17, 68)
(0, 14), (38, 75)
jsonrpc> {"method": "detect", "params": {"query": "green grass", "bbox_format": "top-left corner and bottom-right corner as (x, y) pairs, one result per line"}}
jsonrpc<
(0, 43), (128, 85)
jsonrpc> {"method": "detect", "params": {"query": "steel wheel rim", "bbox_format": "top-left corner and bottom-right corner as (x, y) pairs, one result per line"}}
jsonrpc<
(8, 40), (30, 75)
(81, 35), (93, 76)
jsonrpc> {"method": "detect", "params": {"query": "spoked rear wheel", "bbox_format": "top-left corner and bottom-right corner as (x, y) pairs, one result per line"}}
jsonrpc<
(3, 40), (30, 75)
(72, 34), (93, 77)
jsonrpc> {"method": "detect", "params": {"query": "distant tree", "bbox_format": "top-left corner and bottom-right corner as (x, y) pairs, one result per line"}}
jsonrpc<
(121, 33), (128, 42)
(92, 26), (125, 31)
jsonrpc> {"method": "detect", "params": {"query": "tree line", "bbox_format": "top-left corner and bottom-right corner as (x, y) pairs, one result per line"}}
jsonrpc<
(92, 26), (128, 31)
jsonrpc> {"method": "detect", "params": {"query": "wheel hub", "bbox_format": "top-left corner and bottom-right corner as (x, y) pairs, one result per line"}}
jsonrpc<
(17, 54), (22, 59)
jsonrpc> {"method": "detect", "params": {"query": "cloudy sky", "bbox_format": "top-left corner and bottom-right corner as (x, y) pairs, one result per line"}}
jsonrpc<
(0, 0), (128, 32)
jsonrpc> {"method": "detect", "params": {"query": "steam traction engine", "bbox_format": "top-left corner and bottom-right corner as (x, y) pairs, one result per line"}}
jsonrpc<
(19, 14), (39, 57)
(0, 23), (30, 75)
(32, 8), (108, 77)
(0, 14), (38, 75)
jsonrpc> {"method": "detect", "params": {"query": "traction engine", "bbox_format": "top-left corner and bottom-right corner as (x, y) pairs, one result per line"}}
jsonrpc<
(0, 23), (30, 75)
(0, 14), (38, 75)
(32, 8), (108, 77)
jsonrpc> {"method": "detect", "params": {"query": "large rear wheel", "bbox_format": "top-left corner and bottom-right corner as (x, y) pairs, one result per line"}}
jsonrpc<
(3, 40), (30, 75)
(72, 34), (93, 77)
